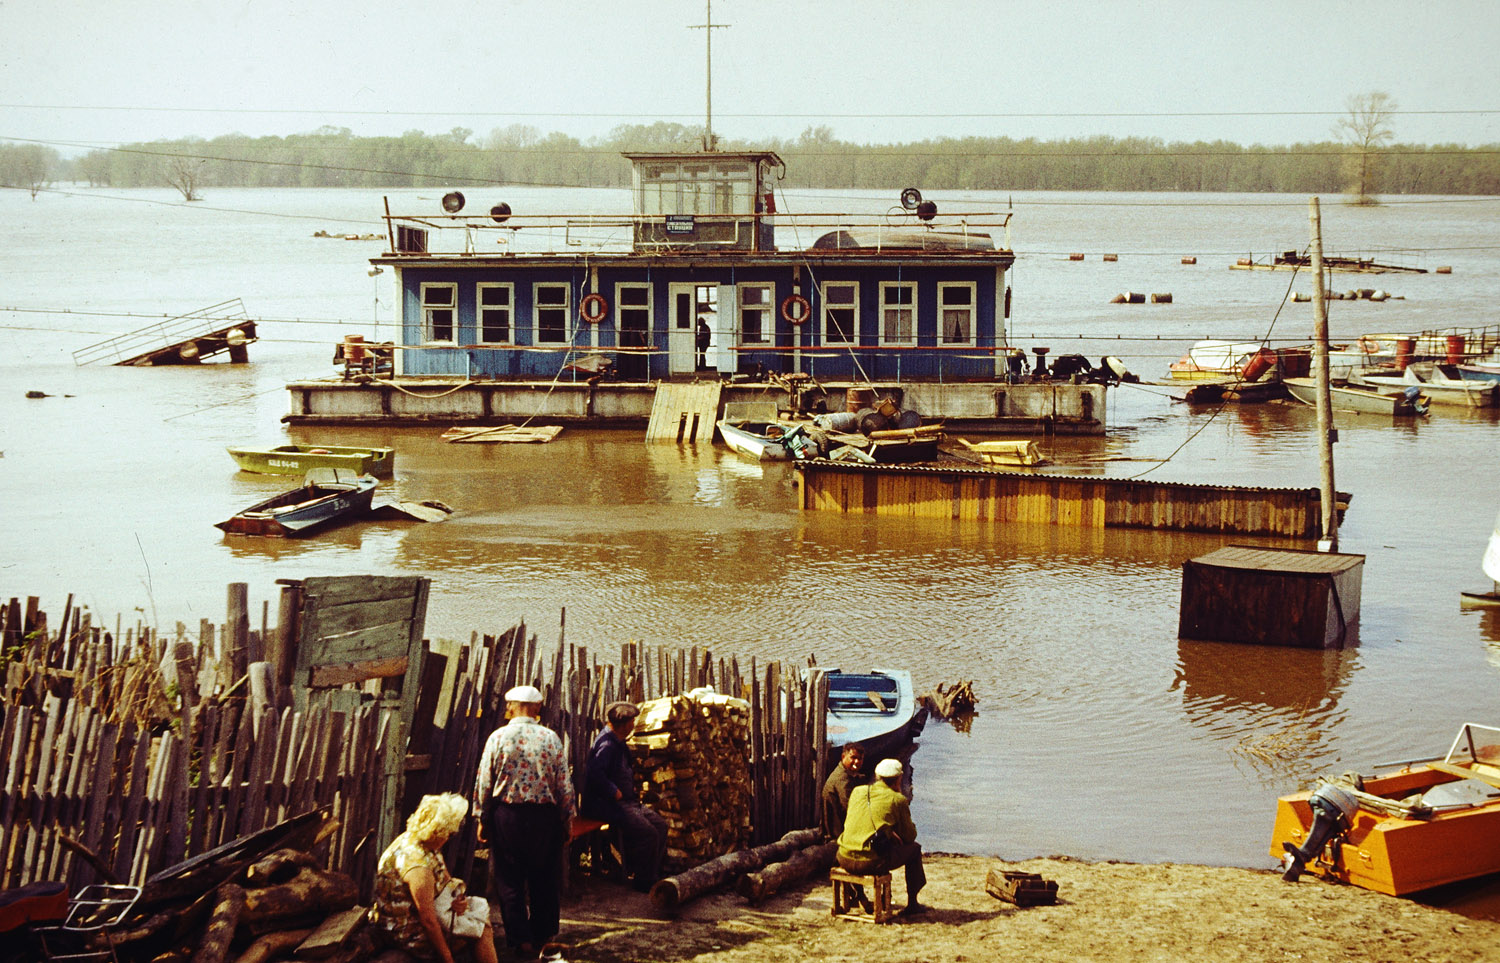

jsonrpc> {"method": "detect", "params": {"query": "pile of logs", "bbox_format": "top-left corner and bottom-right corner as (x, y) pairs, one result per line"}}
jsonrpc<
(48, 812), (379, 963)
(647, 828), (832, 913)
(627, 690), (752, 872)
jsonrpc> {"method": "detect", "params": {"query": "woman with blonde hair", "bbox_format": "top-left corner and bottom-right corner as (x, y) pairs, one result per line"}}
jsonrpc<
(369, 793), (499, 963)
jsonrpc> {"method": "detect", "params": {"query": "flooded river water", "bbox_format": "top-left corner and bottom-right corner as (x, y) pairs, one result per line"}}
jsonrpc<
(4, 185), (1500, 913)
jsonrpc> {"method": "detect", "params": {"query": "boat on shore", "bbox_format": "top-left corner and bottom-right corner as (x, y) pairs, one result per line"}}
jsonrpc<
(216, 470), (378, 537)
(821, 668), (926, 759)
(227, 444), (394, 477)
(1282, 377), (1427, 416)
(1272, 723), (1500, 896)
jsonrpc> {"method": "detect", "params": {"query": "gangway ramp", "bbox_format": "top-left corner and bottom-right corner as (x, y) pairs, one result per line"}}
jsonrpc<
(73, 299), (259, 366)
(646, 382), (721, 444)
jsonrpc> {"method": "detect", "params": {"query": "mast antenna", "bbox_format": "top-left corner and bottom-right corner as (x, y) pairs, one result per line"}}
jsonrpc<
(688, 0), (729, 151)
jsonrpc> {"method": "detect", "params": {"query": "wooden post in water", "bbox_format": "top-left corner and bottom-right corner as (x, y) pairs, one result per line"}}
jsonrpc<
(1309, 196), (1338, 551)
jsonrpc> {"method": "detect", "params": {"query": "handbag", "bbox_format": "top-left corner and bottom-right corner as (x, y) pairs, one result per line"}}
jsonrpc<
(432, 879), (489, 939)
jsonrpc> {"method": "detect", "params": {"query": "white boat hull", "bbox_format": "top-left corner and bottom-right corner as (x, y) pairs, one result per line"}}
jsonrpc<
(717, 420), (790, 460)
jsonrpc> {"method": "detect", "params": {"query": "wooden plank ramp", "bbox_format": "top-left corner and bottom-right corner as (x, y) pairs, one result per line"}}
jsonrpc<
(646, 382), (722, 444)
(441, 424), (564, 443)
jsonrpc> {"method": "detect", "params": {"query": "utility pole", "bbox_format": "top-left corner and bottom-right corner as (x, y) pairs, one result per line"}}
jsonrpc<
(689, 0), (729, 151)
(1310, 196), (1338, 551)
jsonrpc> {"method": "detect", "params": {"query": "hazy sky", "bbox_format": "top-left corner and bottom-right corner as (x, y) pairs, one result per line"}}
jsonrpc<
(2, 0), (1496, 151)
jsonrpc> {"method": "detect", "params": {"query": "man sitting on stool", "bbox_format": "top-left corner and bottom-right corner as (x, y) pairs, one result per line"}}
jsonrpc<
(836, 758), (927, 917)
(583, 701), (668, 892)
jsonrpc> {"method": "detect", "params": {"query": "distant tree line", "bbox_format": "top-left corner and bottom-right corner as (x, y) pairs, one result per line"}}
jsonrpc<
(6, 123), (1498, 197)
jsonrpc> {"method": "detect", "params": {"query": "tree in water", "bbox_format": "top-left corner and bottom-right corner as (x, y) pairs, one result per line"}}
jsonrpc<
(1335, 91), (1397, 205)
(167, 154), (205, 201)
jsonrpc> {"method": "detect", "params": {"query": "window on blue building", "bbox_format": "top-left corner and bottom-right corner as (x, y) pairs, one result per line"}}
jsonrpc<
(880, 282), (916, 346)
(421, 283), (456, 343)
(822, 281), (857, 345)
(740, 284), (771, 345)
(939, 282), (976, 345)
(535, 283), (570, 344)
(478, 283), (513, 343)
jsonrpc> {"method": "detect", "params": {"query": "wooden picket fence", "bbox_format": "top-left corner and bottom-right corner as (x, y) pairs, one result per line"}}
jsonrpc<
(0, 590), (827, 896)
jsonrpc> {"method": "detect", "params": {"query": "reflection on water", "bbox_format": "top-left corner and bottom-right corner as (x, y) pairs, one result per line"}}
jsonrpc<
(8, 188), (1500, 919)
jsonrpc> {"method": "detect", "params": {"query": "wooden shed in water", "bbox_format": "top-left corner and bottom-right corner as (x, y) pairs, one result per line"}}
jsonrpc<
(792, 461), (1346, 539)
(1178, 545), (1365, 649)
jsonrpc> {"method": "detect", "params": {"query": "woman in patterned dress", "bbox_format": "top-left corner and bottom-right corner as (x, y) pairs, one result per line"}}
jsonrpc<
(368, 793), (500, 963)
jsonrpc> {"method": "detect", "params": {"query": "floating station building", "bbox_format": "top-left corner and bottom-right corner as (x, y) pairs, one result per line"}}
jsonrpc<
(284, 148), (1108, 433)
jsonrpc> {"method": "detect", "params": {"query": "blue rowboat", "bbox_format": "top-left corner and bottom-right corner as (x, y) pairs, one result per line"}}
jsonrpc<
(216, 471), (377, 537)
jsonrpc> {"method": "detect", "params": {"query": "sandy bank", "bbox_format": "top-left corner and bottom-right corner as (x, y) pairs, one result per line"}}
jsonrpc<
(550, 854), (1500, 962)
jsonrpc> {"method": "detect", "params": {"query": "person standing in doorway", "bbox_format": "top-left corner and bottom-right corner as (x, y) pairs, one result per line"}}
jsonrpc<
(474, 685), (574, 959)
(695, 316), (711, 370)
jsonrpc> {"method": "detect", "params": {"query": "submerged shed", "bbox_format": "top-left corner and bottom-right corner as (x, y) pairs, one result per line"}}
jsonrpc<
(1178, 545), (1365, 649)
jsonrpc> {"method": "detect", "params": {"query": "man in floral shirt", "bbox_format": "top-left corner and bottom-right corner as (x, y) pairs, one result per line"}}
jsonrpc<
(475, 685), (574, 959)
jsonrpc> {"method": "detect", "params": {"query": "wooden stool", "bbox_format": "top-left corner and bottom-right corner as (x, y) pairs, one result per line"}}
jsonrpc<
(829, 868), (893, 924)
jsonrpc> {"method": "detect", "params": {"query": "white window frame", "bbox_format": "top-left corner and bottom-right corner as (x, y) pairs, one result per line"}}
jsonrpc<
(476, 282), (514, 345)
(533, 282), (571, 344)
(420, 282), (457, 344)
(821, 280), (858, 345)
(738, 283), (773, 345)
(938, 281), (977, 347)
(879, 281), (917, 347)
(614, 281), (653, 333)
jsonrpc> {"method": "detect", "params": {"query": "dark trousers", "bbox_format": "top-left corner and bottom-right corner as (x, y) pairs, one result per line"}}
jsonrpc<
(489, 801), (563, 949)
(616, 801), (668, 888)
(838, 841), (927, 902)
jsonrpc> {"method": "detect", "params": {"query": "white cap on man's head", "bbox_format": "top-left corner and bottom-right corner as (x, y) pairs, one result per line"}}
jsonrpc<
(874, 758), (902, 779)
(505, 684), (544, 704)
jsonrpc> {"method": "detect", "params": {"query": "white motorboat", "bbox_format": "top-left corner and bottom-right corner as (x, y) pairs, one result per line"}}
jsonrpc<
(716, 419), (792, 461)
(1353, 365), (1498, 408)
(1282, 377), (1427, 416)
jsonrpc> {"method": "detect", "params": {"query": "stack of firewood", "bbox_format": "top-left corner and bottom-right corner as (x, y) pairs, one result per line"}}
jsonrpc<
(627, 689), (752, 871)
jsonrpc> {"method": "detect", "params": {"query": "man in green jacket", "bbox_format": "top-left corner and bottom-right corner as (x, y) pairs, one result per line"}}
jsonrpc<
(836, 758), (927, 916)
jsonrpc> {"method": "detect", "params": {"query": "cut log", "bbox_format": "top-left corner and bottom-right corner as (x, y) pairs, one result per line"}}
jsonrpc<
(244, 847), (318, 886)
(54, 829), (122, 884)
(649, 828), (821, 912)
(240, 866), (358, 923)
(736, 842), (837, 903)
(230, 927), (314, 963)
(189, 882), (245, 963)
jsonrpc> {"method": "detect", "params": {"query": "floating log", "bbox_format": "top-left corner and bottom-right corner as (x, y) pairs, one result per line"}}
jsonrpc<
(1181, 256), (1197, 265)
(919, 680), (977, 720)
(190, 882), (245, 963)
(1102, 254), (1118, 262)
(1068, 253), (1084, 261)
(1150, 293), (1172, 304)
(737, 842), (837, 903)
(649, 828), (822, 912)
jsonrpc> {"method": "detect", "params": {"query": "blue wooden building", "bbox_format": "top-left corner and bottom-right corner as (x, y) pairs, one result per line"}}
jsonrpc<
(372, 149), (1017, 386)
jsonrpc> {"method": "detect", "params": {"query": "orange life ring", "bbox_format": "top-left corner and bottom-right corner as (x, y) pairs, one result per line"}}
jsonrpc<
(781, 294), (811, 325)
(580, 293), (608, 323)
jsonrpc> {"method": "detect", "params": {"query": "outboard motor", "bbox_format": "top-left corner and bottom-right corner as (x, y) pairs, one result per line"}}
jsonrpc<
(1281, 782), (1359, 882)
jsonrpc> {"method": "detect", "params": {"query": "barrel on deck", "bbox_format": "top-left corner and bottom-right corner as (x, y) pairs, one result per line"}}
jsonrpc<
(846, 387), (875, 412)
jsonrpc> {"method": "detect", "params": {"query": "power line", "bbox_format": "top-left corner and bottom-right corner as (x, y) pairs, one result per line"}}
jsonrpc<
(1, 104), (1497, 119)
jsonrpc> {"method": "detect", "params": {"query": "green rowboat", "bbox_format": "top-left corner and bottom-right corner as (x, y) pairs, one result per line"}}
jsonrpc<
(227, 444), (394, 478)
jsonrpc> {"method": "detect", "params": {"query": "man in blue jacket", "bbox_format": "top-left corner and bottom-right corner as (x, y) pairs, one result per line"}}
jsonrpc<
(583, 701), (669, 892)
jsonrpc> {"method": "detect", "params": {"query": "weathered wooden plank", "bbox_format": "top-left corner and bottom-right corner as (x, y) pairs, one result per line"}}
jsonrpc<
(308, 656), (408, 688)
(302, 596), (419, 652)
(300, 623), (414, 671)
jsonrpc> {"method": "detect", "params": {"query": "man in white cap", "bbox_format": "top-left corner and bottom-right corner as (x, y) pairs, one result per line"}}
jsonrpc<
(836, 757), (927, 916)
(474, 684), (575, 959)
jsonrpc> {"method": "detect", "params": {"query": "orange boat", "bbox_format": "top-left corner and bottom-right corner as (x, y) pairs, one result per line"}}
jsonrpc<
(1270, 723), (1500, 896)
